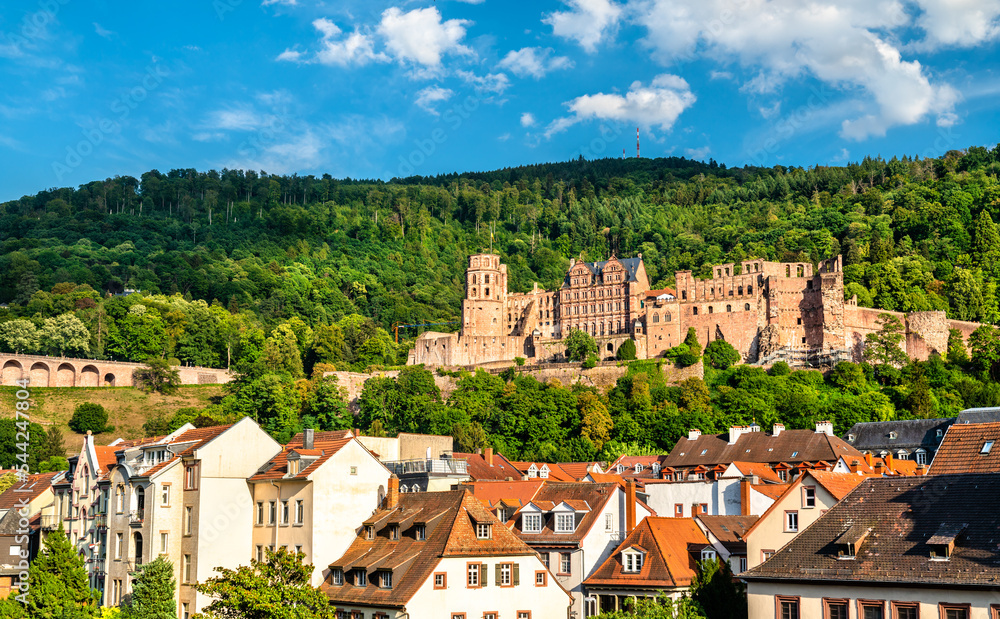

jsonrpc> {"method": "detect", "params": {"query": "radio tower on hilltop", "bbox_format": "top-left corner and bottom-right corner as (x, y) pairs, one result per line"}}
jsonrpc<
(636, 127), (640, 158)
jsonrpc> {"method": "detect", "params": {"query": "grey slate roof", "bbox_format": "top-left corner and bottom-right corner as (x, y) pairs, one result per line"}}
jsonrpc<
(956, 407), (1000, 424)
(563, 257), (642, 287)
(842, 418), (954, 452)
(742, 473), (1000, 588)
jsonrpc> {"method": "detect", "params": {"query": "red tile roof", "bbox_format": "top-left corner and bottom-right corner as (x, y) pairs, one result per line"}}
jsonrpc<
(249, 436), (354, 482)
(0, 471), (60, 510)
(749, 483), (789, 501)
(665, 428), (862, 469)
(94, 446), (119, 476)
(505, 482), (619, 545)
(323, 489), (542, 609)
(807, 470), (868, 500)
(453, 451), (524, 481)
(928, 422), (1000, 475)
(507, 461), (576, 481)
(584, 517), (710, 589)
(728, 461), (783, 484)
(132, 424), (235, 479)
(463, 480), (546, 511)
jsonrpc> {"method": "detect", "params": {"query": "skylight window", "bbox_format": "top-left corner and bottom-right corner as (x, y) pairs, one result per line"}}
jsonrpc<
(700, 449), (708, 455)
(791, 451), (798, 457)
(982, 441), (994, 455)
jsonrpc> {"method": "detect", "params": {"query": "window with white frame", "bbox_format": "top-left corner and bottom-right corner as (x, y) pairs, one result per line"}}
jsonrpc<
(355, 569), (367, 587)
(785, 511), (799, 532)
(701, 548), (717, 561)
(522, 513), (542, 533)
(555, 513), (575, 533)
(539, 465), (549, 479)
(622, 550), (643, 572)
(415, 524), (426, 540)
(161, 484), (170, 506)
(160, 532), (168, 554)
(560, 552), (571, 574)
(915, 450), (927, 465)
(527, 465), (538, 478)
(605, 513), (614, 531)
(476, 523), (492, 539)
(332, 568), (343, 585)
(803, 486), (816, 508)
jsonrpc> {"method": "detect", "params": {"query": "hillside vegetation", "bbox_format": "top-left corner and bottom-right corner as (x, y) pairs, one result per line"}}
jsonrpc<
(3, 146), (1000, 461)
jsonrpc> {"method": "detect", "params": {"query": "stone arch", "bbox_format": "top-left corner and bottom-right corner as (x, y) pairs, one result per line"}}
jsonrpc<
(104, 373), (117, 387)
(1, 360), (23, 386)
(81, 365), (99, 387)
(56, 363), (76, 387)
(607, 343), (614, 352)
(30, 362), (50, 388)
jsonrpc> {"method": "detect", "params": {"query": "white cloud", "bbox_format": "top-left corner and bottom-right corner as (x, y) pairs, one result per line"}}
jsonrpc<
(546, 74), (696, 137)
(521, 112), (537, 127)
(685, 145), (711, 159)
(378, 7), (472, 67)
(278, 18), (386, 67)
(630, 0), (963, 139)
(205, 108), (269, 131)
(93, 23), (113, 39)
(415, 86), (453, 115)
(709, 70), (733, 80)
(911, 0), (1000, 48)
(262, 0), (297, 5)
(456, 70), (511, 94)
(498, 132), (511, 141)
(497, 47), (573, 78)
(544, 0), (623, 52)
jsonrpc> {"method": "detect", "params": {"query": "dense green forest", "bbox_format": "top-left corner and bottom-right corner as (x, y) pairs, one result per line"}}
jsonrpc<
(3, 146), (1000, 459)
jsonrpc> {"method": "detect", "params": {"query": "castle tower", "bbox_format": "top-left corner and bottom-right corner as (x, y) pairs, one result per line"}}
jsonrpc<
(461, 253), (507, 337)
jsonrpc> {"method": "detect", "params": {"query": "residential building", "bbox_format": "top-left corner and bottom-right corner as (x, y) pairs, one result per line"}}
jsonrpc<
(322, 481), (571, 619)
(830, 453), (927, 476)
(955, 407), (1000, 424)
(662, 423), (863, 480)
(469, 480), (653, 618)
(742, 473), (1000, 619)
(641, 476), (743, 518)
(606, 455), (670, 482)
(583, 517), (712, 615)
(843, 418), (954, 465)
(355, 432), (454, 462)
(694, 514), (758, 574)
(744, 470), (866, 569)
(928, 421), (1000, 475)
(103, 418), (281, 616)
(0, 471), (64, 596)
(383, 456), (470, 493)
(248, 429), (391, 585)
(454, 448), (525, 481)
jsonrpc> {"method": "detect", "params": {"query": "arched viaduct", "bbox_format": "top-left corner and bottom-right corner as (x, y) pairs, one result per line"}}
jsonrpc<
(0, 354), (233, 388)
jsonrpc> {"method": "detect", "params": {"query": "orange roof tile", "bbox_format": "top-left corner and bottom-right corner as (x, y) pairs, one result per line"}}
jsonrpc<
(806, 470), (867, 500)
(584, 517), (709, 589)
(464, 480), (545, 511)
(930, 422), (1000, 475)
(728, 461), (783, 484)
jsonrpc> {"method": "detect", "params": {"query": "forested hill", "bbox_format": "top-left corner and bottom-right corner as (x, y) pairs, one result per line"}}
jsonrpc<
(2, 144), (1000, 373)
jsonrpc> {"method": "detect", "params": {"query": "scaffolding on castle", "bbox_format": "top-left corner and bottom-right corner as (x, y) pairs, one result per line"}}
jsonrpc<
(754, 346), (853, 369)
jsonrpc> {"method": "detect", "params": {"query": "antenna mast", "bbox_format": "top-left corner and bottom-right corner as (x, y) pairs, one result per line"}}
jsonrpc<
(636, 127), (640, 158)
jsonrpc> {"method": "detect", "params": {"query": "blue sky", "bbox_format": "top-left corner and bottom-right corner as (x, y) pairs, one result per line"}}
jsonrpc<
(1, 0), (999, 201)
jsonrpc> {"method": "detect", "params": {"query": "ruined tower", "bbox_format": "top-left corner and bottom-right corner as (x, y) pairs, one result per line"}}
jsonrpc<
(461, 253), (507, 337)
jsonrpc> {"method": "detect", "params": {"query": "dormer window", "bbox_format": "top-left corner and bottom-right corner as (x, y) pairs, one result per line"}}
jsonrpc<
(555, 513), (575, 533)
(539, 465), (550, 479)
(523, 513), (542, 533)
(936, 429), (944, 439)
(616, 465), (624, 474)
(652, 463), (660, 475)
(476, 523), (492, 540)
(378, 570), (393, 589)
(847, 434), (856, 442)
(365, 525), (374, 540)
(288, 459), (299, 475)
(835, 524), (872, 560)
(701, 548), (717, 562)
(634, 464), (642, 474)
(527, 465), (538, 479)
(889, 432), (898, 440)
(497, 508), (509, 522)
(928, 523), (966, 561)
(332, 569), (344, 585)
(390, 525), (400, 540)
(415, 524), (426, 540)
(355, 570), (367, 586)
(622, 550), (644, 572)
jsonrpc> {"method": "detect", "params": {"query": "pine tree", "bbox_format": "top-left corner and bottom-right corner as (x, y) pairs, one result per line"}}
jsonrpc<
(973, 210), (1000, 278)
(26, 526), (99, 619)
(121, 556), (176, 619)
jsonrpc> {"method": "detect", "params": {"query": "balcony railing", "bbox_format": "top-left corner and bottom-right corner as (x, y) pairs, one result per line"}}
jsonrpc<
(88, 558), (106, 576)
(93, 514), (107, 529)
(383, 458), (469, 476)
(39, 515), (61, 531)
(129, 509), (144, 526)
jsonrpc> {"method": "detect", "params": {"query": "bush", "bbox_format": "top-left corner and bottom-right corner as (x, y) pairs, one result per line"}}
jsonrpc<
(514, 356), (526, 366)
(768, 361), (791, 376)
(704, 340), (741, 370)
(616, 339), (637, 361)
(565, 329), (598, 362)
(69, 403), (113, 434)
(583, 353), (598, 369)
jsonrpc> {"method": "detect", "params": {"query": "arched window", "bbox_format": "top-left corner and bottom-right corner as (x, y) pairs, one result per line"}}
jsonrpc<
(471, 288), (478, 298)
(708, 306), (714, 314)
(653, 313), (660, 323)
(726, 305), (732, 312)
(665, 312), (671, 322)
(693, 307), (699, 315)
(485, 274), (490, 284)
(745, 303), (751, 311)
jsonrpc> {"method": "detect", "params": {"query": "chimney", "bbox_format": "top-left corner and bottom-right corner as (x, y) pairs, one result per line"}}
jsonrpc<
(728, 426), (747, 445)
(814, 420), (834, 436)
(885, 453), (894, 471)
(688, 429), (702, 441)
(772, 423), (784, 437)
(569, 258), (576, 268)
(386, 475), (399, 509)
(625, 480), (637, 534)
(353, 427), (361, 438)
(485, 447), (494, 468)
(849, 459), (862, 474)
(740, 478), (751, 516)
(304, 428), (314, 450)
(916, 463), (927, 476)
(864, 452), (874, 468)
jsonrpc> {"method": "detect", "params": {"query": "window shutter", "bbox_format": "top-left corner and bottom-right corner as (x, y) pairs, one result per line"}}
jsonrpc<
(480, 563), (488, 586)
(495, 563), (501, 584)
(513, 563), (520, 586)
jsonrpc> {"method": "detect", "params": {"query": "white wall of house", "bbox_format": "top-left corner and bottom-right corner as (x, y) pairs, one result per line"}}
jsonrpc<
(748, 581), (999, 619)
(746, 479), (839, 569)
(406, 555), (571, 619)
(748, 487), (778, 516)
(644, 479), (741, 517)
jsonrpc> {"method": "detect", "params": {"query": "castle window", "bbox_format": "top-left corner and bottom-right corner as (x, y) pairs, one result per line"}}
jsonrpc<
(485, 288), (490, 296)
(485, 274), (490, 284)
(693, 307), (699, 315)
(472, 288), (477, 298)
(682, 291), (687, 300)
(797, 266), (804, 277)
(729, 289), (734, 296)
(665, 312), (671, 322)
(745, 303), (751, 311)
(653, 314), (659, 323)
(727, 305), (732, 312)
(748, 286), (753, 294)
(708, 306), (714, 314)
(786, 265), (791, 277)
(739, 286), (743, 295)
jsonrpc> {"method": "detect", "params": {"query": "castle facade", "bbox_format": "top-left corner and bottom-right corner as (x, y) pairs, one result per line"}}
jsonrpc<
(408, 253), (980, 368)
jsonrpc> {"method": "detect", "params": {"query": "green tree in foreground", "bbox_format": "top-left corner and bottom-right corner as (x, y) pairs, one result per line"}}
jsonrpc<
(595, 593), (706, 619)
(863, 313), (908, 376)
(617, 339), (637, 361)
(122, 556), (176, 619)
(564, 328), (598, 362)
(703, 340), (740, 370)
(69, 403), (113, 434)
(194, 546), (334, 619)
(25, 526), (99, 619)
(690, 559), (747, 619)
(134, 359), (182, 395)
